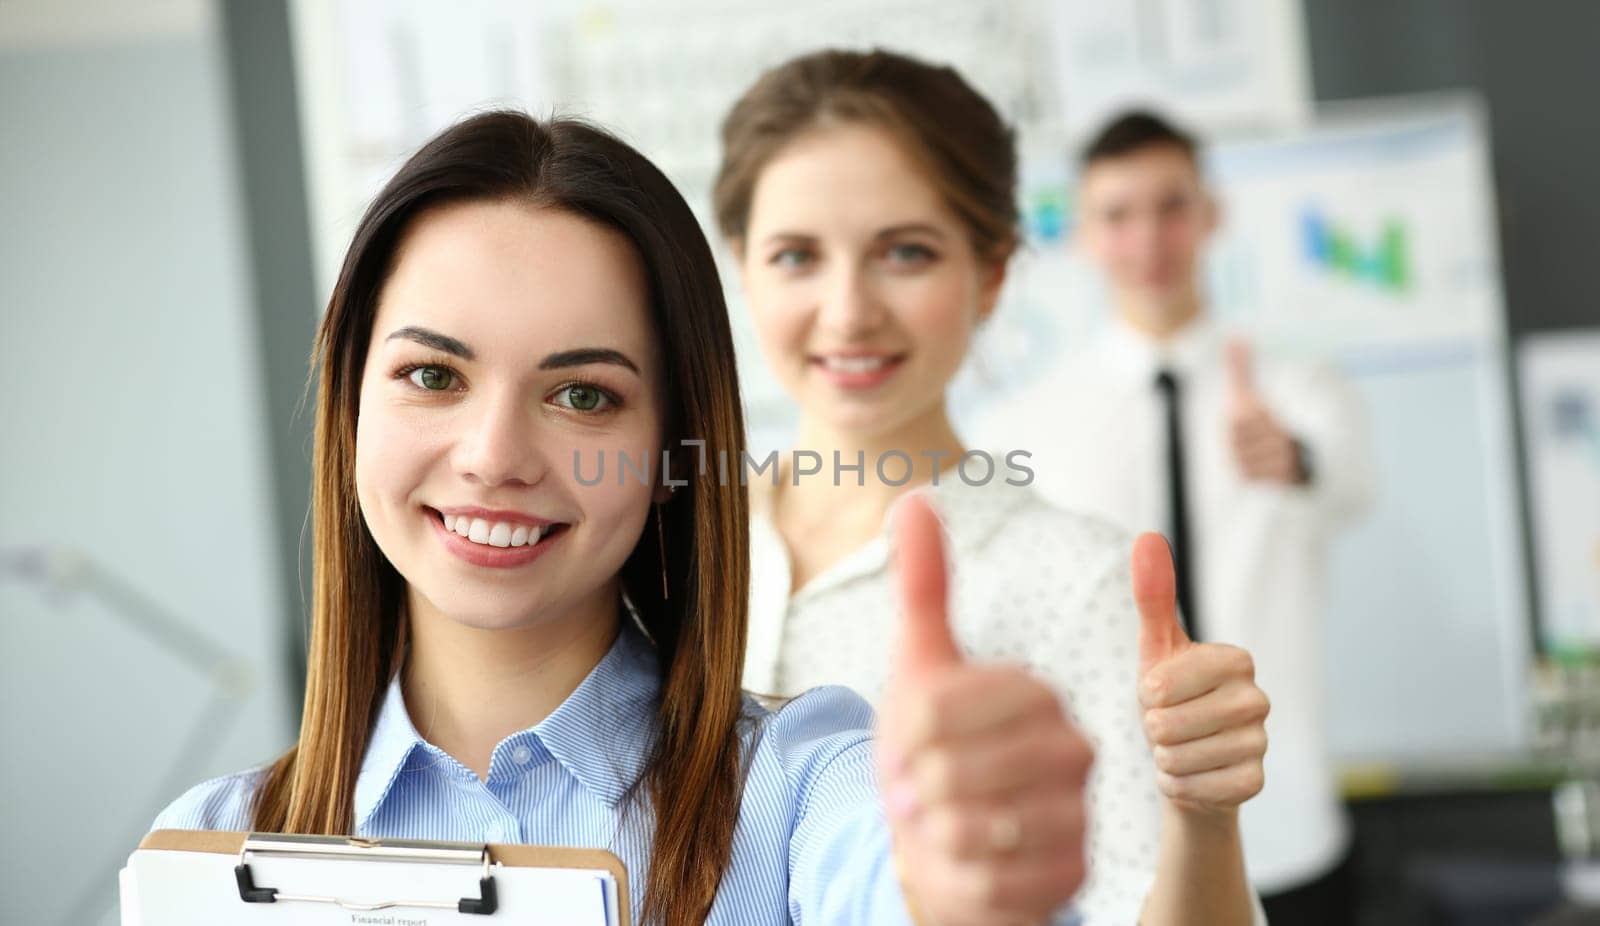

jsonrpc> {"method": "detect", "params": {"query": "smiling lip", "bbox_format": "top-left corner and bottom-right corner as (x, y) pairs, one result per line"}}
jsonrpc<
(426, 506), (568, 569)
(810, 352), (907, 390)
(436, 505), (555, 527)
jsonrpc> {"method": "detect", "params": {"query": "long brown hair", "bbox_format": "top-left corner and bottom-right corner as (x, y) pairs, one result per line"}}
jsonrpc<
(713, 48), (1020, 261)
(252, 112), (750, 926)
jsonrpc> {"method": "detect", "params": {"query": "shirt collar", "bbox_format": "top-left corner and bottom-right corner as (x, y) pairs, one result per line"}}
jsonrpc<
(743, 468), (1030, 693)
(748, 475), (891, 602)
(910, 467), (1035, 553)
(354, 670), (426, 830)
(533, 622), (660, 807)
(354, 621), (662, 828)
(748, 464), (1035, 598)
(1102, 314), (1221, 382)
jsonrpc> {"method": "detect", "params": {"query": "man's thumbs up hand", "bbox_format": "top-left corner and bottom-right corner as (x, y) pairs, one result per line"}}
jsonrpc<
(1226, 337), (1305, 486)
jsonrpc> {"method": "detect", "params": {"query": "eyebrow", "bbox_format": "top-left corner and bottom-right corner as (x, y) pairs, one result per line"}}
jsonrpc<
(386, 326), (474, 359)
(386, 327), (639, 375)
(873, 222), (947, 241)
(761, 223), (949, 245)
(539, 348), (640, 375)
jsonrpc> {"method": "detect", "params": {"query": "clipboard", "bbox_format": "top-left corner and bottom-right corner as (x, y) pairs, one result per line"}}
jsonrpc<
(121, 830), (631, 925)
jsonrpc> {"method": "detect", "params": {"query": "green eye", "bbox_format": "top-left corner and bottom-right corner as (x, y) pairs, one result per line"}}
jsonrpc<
(564, 384), (603, 411)
(773, 247), (814, 268)
(567, 385), (599, 410)
(887, 243), (936, 264)
(410, 366), (454, 390)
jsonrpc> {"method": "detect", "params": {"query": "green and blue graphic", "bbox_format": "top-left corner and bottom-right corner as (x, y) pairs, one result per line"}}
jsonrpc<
(1301, 206), (1411, 293)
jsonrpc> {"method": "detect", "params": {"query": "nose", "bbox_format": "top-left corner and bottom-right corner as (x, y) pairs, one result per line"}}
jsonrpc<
(815, 263), (887, 339)
(1129, 211), (1164, 255)
(451, 388), (550, 489)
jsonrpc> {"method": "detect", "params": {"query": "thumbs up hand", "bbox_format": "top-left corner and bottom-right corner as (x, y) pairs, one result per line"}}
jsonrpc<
(1133, 533), (1269, 815)
(879, 495), (1092, 926)
(1227, 338), (1304, 486)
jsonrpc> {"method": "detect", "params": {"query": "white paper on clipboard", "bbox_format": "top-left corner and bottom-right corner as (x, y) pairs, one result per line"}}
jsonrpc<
(121, 831), (629, 926)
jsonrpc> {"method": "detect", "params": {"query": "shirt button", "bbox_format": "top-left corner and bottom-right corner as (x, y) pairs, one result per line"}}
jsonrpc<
(511, 744), (534, 765)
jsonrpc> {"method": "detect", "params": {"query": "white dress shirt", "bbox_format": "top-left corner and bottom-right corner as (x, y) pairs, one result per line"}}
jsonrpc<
(745, 471), (1165, 923)
(977, 316), (1375, 893)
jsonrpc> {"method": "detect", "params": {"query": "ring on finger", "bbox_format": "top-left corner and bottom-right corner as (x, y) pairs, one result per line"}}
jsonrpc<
(988, 811), (1023, 854)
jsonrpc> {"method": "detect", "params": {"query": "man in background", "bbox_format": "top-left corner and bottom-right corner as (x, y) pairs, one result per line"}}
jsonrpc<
(982, 111), (1375, 924)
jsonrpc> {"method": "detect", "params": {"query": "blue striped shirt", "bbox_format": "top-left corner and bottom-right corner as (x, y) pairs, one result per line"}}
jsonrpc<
(154, 623), (926, 923)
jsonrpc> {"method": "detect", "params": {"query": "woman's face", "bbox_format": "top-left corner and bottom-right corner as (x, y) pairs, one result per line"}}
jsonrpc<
(737, 124), (1003, 438)
(354, 199), (666, 632)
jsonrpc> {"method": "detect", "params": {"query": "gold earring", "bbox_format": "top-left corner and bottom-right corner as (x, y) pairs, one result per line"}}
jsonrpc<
(655, 502), (669, 600)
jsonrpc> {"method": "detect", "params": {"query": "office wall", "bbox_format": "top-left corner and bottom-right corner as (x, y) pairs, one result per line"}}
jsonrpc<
(1304, 0), (1600, 335)
(0, 3), (295, 923)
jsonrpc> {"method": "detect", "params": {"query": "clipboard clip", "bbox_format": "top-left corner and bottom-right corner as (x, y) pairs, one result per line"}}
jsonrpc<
(233, 832), (499, 914)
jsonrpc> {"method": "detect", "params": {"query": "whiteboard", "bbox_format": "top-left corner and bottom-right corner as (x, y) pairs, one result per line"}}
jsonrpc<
(1206, 99), (1531, 764)
(1519, 331), (1600, 654)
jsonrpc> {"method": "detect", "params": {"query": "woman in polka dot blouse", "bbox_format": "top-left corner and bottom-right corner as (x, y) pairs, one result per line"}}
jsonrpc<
(713, 49), (1273, 924)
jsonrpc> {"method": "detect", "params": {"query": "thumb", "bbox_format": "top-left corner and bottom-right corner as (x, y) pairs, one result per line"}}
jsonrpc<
(1226, 337), (1258, 411)
(1131, 532), (1191, 676)
(892, 493), (961, 680)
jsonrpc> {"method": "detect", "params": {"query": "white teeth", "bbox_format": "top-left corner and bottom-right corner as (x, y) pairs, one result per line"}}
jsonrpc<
(823, 355), (889, 373)
(440, 511), (554, 548)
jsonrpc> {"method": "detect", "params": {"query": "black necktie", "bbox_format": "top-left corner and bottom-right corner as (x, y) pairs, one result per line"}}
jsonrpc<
(1154, 369), (1200, 640)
